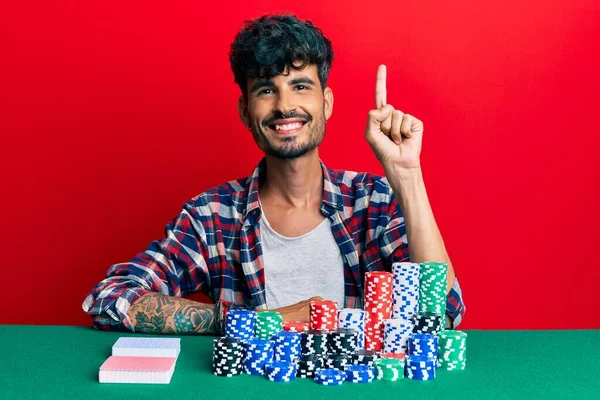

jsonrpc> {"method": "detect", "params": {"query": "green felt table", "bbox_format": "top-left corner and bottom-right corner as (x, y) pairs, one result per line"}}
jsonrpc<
(0, 326), (598, 400)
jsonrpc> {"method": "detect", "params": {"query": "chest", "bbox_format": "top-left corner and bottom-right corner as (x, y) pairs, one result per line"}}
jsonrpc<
(261, 206), (326, 237)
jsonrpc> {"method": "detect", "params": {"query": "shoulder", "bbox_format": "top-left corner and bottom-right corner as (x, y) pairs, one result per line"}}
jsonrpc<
(327, 167), (394, 199)
(184, 176), (250, 217)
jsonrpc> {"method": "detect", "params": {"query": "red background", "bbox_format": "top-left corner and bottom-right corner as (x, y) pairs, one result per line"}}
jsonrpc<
(1, 0), (599, 329)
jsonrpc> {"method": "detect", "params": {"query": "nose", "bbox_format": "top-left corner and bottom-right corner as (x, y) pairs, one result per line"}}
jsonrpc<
(274, 88), (297, 115)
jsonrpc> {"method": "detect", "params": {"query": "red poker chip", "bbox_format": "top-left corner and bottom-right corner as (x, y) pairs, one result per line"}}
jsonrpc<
(309, 300), (339, 330)
(282, 321), (310, 332)
(379, 352), (406, 360)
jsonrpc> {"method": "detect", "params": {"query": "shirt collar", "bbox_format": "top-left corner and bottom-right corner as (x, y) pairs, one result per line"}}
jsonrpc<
(243, 157), (344, 220)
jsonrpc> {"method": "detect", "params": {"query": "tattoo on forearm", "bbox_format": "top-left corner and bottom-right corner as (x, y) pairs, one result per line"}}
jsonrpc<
(128, 293), (216, 335)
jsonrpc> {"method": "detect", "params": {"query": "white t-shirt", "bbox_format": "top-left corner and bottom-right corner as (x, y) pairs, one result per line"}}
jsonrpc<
(260, 213), (345, 309)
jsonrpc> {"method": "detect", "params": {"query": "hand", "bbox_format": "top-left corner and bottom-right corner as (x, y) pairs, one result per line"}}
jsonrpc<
(365, 64), (424, 176)
(258, 296), (323, 323)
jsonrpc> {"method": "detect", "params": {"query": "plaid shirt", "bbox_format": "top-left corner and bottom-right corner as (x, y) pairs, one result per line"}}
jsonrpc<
(83, 158), (466, 331)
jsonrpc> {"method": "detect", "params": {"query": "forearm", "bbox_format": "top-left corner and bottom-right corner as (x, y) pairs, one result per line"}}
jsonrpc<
(126, 293), (217, 335)
(385, 167), (456, 293)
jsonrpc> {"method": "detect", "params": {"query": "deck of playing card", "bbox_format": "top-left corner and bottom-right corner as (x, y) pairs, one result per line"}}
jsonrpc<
(98, 337), (181, 384)
(112, 337), (180, 358)
(99, 356), (177, 384)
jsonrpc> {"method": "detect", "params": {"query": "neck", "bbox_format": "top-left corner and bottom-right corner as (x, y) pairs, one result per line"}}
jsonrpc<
(260, 149), (323, 208)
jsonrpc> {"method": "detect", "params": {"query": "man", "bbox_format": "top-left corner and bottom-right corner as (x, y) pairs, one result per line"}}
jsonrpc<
(82, 14), (466, 335)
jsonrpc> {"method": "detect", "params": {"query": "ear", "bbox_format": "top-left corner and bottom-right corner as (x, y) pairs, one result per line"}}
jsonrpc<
(238, 95), (249, 127)
(323, 87), (334, 121)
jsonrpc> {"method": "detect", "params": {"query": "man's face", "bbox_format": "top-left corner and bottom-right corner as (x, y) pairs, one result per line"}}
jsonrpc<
(240, 63), (334, 160)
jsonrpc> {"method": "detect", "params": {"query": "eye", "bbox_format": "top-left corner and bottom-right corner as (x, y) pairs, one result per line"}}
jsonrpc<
(295, 85), (309, 90)
(258, 88), (274, 95)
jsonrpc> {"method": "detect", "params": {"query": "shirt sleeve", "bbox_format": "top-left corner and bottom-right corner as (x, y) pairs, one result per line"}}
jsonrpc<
(81, 204), (212, 331)
(445, 276), (466, 329)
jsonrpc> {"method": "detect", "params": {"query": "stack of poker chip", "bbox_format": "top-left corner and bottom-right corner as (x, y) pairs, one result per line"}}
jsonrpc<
(282, 321), (309, 333)
(408, 333), (439, 359)
(296, 354), (324, 378)
(264, 361), (297, 382)
(212, 337), (244, 377)
(338, 308), (366, 348)
(243, 338), (273, 375)
(374, 357), (404, 381)
(382, 318), (413, 353)
(272, 331), (301, 362)
(301, 329), (328, 356)
(328, 328), (359, 354)
(255, 311), (283, 340)
(405, 355), (437, 381)
(344, 364), (376, 383)
(413, 312), (443, 334)
(352, 349), (379, 366)
(391, 262), (420, 321)
(364, 271), (393, 351)
(438, 330), (467, 370)
(225, 309), (256, 341)
(309, 300), (338, 330)
(418, 262), (448, 318)
(313, 368), (345, 386)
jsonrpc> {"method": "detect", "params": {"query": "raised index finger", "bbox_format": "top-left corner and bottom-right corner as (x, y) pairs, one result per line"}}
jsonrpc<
(375, 64), (387, 109)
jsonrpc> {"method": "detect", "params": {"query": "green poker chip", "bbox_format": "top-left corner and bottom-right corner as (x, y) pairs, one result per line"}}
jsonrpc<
(418, 262), (448, 318)
(255, 311), (283, 339)
(437, 330), (467, 370)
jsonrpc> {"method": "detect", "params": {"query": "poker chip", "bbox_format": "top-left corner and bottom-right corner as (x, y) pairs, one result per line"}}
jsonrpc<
(374, 358), (404, 381)
(283, 321), (310, 333)
(225, 309), (256, 342)
(413, 312), (443, 334)
(301, 329), (329, 356)
(243, 338), (273, 375)
(383, 318), (413, 353)
(264, 361), (297, 382)
(364, 271), (393, 351)
(212, 337), (244, 377)
(272, 331), (301, 362)
(344, 364), (375, 383)
(391, 262), (420, 321)
(352, 349), (379, 366)
(255, 311), (283, 340)
(296, 354), (324, 378)
(310, 300), (338, 331)
(314, 368), (345, 386)
(379, 352), (406, 360)
(407, 333), (439, 359)
(324, 353), (351, 370)
(405, 355), (437, 381)
(338, 308), (366, 348)
(328, 328), (359, 354)
(437, 330), (467, 371)
(418, 262), (448, 318)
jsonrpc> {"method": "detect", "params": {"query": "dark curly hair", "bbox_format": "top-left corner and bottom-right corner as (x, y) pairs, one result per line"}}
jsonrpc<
(229, 14), (334, 100)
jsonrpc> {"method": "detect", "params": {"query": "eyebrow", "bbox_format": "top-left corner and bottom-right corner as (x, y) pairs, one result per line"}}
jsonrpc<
(250, 77), (316, 94)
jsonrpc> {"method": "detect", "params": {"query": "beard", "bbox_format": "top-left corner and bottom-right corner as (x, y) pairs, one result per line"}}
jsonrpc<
(252, 112), (326, 160)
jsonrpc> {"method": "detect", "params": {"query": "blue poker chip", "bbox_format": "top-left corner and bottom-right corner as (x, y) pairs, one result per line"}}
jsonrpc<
(404, 355), (437, 380)
(314, 368), (345, 385)
(344, 364), (375, 383)
(264, 361), (297, 382)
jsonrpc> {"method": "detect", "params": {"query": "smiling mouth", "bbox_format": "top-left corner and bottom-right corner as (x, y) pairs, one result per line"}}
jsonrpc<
(267, 121), (307, 134)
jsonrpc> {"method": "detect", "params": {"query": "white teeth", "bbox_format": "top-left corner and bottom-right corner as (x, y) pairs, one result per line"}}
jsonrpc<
(275, 122), (303, 131)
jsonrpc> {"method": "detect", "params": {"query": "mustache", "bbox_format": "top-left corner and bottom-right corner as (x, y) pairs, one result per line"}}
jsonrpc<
(262, 111), (312, 127)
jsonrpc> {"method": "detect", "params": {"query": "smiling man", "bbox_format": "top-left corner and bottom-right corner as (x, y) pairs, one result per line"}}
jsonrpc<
(83, 14), (465, 335)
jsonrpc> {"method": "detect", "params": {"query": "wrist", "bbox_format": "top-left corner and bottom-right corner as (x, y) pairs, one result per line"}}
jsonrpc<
(384, 164), (423, 184)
